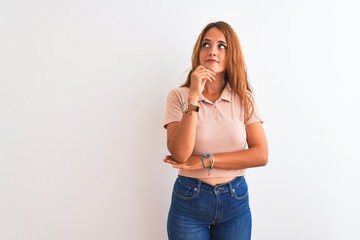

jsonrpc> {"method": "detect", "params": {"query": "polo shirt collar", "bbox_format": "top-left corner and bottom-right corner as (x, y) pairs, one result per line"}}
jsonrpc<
(199, 82), (232, 103)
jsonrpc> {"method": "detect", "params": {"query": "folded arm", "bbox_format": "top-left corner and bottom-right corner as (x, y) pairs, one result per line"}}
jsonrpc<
(164, 122), (268, 170)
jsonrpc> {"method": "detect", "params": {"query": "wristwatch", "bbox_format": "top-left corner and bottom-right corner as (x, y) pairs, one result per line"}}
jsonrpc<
(182, 101), (199, 114)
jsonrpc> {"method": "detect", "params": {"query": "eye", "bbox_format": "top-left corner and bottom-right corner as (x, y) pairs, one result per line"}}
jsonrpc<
(201, 42), (210, 48)
(218, 43), (227, 49)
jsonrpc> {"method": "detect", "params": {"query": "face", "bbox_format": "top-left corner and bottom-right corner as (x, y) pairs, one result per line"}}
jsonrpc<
(199, 27), (227, 74)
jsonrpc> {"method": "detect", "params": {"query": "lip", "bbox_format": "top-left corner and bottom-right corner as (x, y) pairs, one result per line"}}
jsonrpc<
(205, 59), (219, 63)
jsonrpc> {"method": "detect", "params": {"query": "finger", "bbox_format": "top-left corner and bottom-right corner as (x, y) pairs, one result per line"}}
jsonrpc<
(164, 158), (177, 164)
(201, 74), (213, 83)
(207, 69), (216, 77)
(205, 70), (216, 81)
(205, 72), (215, 82)
(193, 65), (205, 73)
(172, 164), (187, 170)
(199, 69), (215, 79)
(206, 68), (216, 75)
(173, 164), (190, 170)
(197, 65), (206, 70)
(165, 155), (176, 160)
(196, 66), (215, 75)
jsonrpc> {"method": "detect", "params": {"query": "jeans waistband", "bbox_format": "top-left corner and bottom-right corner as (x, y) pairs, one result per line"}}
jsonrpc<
(177, 175), (245, 195)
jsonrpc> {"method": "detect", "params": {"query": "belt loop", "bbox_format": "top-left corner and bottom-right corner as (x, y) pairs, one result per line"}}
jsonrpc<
(229, 180), (235, 197)
(195, 179), (201, 194)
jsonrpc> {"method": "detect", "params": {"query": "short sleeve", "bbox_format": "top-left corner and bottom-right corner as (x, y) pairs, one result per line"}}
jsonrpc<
(164, 88), (186, 129)
(245, 92), (263, 125)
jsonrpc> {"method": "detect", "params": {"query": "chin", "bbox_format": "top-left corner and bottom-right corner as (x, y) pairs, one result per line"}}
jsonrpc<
(212, 68), (226, 75)
(202, 63), (225, 74)
(206, 66), (219, 73)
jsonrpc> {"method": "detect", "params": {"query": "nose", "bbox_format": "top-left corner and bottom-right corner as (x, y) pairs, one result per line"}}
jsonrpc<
(209, 46), (217, 56)
(209, 51), (216, 56)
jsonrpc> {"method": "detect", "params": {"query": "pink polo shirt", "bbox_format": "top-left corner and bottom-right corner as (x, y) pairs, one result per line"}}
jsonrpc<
(164, 83), (263, 178)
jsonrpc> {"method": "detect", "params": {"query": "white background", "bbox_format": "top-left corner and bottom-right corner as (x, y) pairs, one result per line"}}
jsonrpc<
(1, 0), (359, 239)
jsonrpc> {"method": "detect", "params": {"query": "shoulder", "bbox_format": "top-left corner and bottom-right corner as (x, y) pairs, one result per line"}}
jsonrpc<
(167, 87), (190, 100)
(168, 87), (190, 96)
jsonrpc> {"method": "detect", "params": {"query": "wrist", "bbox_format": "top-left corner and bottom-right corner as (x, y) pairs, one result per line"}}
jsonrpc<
(182, 101), (199, 114)
(201, 153), (215, 169)
(188, 91), (200, 103)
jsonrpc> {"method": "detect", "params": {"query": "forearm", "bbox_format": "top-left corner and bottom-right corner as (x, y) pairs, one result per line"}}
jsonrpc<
(167, 113), (197, 162)
(210, 147), (268, 170)
(164, 147), (268, 172)
(167, 94), (199, 163)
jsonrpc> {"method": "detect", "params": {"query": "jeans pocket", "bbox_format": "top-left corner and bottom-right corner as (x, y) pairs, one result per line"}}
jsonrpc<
(172, 177), (198, 200)
(232, 178), (249, 201)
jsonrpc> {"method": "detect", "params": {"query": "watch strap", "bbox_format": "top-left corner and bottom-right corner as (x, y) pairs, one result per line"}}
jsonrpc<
(182, 101), (199, 113)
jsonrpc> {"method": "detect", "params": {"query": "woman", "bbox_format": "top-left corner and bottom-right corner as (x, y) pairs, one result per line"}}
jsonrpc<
(163, 21), (268, 240)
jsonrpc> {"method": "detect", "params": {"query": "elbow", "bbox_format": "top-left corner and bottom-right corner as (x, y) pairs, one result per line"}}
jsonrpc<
(252, 146), (268, 167)
(261, 156), (268, 167)
(167, 145), (192, 163)
(170, 151), (191, 163)
(259, 151), (268, 167)
(255, 144), (268, 167)
(167, 137), (194, 163)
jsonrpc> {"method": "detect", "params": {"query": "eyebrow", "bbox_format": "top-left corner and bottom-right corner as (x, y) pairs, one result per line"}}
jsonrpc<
(203, 38), (227, 45)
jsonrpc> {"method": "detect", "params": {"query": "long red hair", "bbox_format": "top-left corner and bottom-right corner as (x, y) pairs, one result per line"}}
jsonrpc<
(182, 21), (254, 122)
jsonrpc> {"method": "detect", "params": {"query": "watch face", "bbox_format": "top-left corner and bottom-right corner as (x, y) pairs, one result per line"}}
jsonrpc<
(182, 101), (188, 113)
(182, 101), (199, 113)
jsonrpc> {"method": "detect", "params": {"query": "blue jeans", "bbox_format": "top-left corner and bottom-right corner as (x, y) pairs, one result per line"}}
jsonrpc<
(167, 175), (252, 240)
